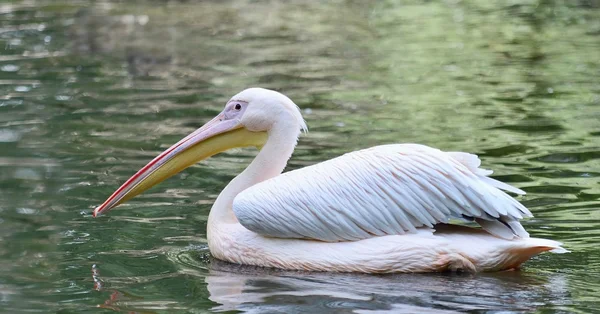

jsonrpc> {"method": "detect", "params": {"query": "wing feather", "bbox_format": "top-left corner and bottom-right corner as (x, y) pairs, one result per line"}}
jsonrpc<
(233, 144), (531, 241)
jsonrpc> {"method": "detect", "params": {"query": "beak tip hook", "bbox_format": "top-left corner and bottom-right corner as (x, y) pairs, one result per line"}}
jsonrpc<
(92, 208), (101, 218)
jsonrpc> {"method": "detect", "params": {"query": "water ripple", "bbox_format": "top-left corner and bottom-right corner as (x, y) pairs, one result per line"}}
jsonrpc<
(0, 1), (598, 313)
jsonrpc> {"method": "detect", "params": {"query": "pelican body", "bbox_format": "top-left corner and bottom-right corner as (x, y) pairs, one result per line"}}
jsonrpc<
(93, 88), (565, 273)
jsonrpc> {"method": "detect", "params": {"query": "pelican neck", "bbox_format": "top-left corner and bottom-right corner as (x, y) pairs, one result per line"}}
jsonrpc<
(208, 120), (300, 225)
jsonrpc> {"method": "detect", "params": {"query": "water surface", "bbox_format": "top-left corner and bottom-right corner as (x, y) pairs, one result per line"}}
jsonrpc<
(0, 1), (599, 313)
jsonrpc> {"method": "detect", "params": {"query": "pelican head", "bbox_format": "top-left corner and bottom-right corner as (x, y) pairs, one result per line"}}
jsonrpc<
(93, 88), (306, 217)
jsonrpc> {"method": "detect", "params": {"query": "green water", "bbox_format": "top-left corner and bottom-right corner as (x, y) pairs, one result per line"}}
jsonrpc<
(0, 1), (599, 313)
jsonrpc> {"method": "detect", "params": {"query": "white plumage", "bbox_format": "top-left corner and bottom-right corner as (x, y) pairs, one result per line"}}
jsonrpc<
(95, 88), (566, 273)
(234, 144), (531, 241)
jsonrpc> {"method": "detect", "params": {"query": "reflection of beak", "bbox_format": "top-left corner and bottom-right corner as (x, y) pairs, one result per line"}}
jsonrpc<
(93, 113), (268, 217)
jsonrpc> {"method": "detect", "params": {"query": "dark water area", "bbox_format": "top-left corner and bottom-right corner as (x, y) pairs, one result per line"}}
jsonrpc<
(0, 1), (599, 313)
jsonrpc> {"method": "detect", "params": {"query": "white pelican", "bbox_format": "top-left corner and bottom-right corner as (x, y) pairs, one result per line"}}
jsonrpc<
(93, 88), (565, 273)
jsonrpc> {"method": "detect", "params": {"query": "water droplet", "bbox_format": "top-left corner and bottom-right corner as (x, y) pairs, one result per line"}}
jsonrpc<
(9, 38), (22, 46)
(17, 208), (37, 215)
(14, 168), (40, 180)
(55, 95), (71, 101)
(44, 35), (51, 43)
(1, 64), (19, 72)
(37, 24), (46, 31)
(0, 129), (21, 142)
(304, 108), (313, 114)
(15, 86), (31, 92)
(122, 15), (135, 24)
(547, 88), (554, 94)
(0, 99), (23, 107)
(137, 15), (149, 25)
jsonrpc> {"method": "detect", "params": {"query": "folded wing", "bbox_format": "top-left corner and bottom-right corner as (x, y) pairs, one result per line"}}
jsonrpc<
(233, 144), (532, 241)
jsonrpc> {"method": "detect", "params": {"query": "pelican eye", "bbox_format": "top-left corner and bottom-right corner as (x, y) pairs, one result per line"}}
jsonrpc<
(234, 103), (242, 110)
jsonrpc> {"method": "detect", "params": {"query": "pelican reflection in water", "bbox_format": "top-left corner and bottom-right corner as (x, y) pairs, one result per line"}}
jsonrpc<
(93, 88), (565, 273)
(91, 257), (570, 313)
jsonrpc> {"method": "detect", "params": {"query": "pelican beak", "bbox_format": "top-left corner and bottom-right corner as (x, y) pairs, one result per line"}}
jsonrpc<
(92, 113), (267, 217)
